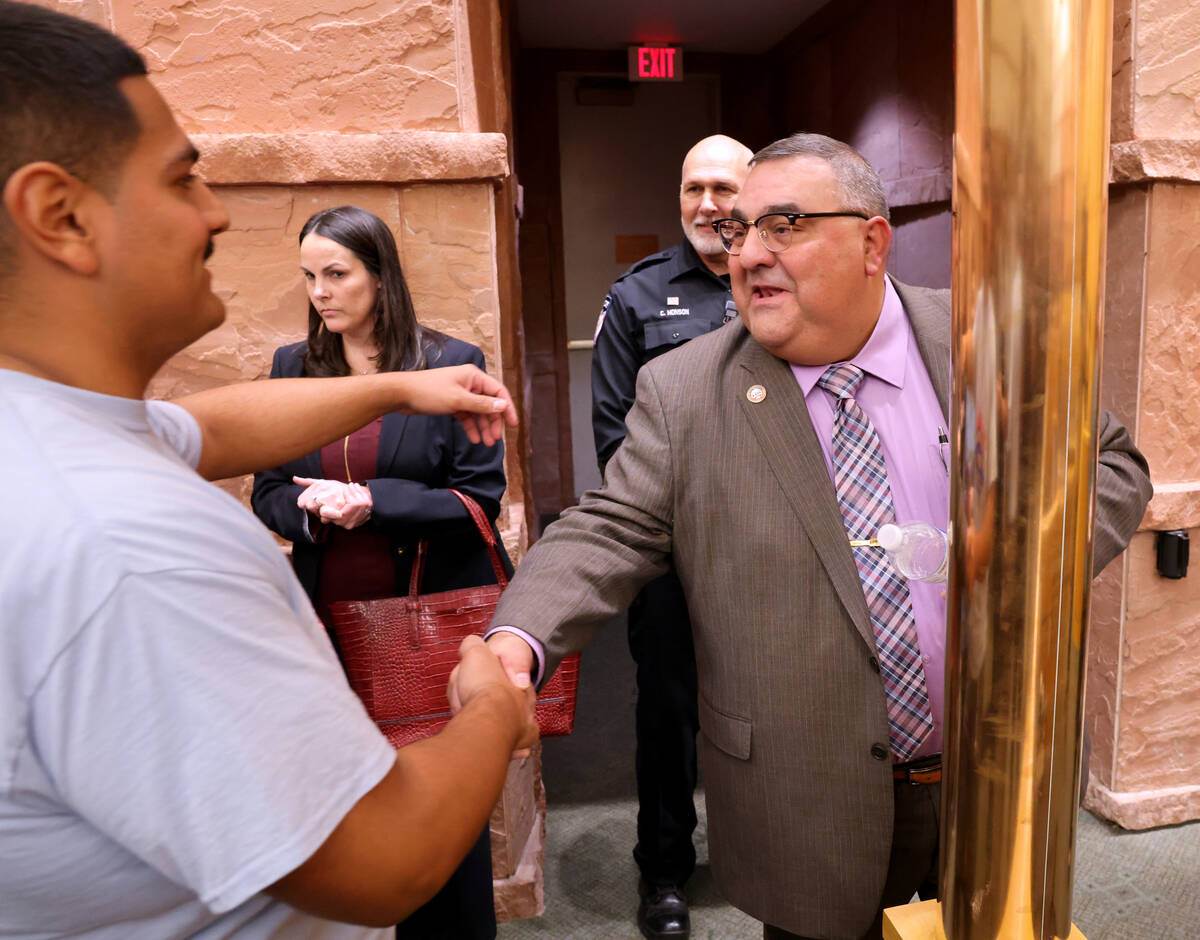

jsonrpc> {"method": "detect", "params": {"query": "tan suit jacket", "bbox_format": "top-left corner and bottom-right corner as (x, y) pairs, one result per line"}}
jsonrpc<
(492, 281), (1151, 937)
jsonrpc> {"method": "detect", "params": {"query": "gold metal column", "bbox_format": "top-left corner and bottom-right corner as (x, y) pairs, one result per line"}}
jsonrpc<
(942, 0), (1114, 936)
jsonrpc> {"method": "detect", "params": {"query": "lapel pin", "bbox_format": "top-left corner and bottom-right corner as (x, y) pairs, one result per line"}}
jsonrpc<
(746, 384), (767, 403)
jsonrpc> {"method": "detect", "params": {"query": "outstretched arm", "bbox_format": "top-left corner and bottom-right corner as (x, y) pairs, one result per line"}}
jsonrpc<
(360, 346), (510, 537)
(482, 364), (677, 685)
(176, 365), (518, 481)
(266, 636), (538, 926)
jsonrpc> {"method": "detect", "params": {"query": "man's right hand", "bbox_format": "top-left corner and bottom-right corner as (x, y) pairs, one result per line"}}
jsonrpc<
(392, 365), (518, 446)
(448, 636), (538, 758)
(484, 631), (535, 691)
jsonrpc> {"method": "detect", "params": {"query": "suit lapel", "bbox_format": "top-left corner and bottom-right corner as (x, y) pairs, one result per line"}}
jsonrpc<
(733, 338), (876, 653)
(894, 278), (951, 421)
(377, 412), (410, 476)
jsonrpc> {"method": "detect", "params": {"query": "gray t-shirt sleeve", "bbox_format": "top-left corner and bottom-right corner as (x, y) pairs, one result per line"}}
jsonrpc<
(147, 400), (203, 470)
(29, 566), (396, 914)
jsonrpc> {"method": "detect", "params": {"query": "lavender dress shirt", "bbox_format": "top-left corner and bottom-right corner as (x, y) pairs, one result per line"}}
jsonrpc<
(790, 277), (949, 758)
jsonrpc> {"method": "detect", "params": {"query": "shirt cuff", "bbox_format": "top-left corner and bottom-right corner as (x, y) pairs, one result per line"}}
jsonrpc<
(482, 626), (546, 688)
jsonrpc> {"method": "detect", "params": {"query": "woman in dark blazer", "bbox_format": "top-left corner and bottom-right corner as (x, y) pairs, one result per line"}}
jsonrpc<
(252, 338), (510, 601)
(252, 205), (508, 940)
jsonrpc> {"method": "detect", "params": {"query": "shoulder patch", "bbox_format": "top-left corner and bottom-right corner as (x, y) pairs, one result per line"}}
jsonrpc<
(593, 294), (612, 342)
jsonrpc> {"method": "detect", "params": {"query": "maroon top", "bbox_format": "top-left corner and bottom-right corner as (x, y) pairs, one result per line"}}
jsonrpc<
(313, 417), (394, 622)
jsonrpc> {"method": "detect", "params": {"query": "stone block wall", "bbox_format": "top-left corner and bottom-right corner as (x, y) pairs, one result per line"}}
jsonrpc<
(35, 0), (542, 916)
(112, 0), (464, 133)
(1084, 0), (1200, 830)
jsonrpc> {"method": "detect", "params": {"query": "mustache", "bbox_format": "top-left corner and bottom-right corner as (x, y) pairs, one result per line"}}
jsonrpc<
(203, 239), (216, 261)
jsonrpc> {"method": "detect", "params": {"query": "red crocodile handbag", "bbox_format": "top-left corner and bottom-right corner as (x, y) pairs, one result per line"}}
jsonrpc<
(328, 489), (580, 748)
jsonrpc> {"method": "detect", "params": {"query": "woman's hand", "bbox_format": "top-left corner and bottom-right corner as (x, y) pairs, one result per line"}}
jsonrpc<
(294, 477), (373, 529)
(294, 476), (348, 521)
(326, 482), (373, 529)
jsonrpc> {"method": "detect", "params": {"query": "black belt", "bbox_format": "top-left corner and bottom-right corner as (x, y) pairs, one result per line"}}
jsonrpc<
(893, 753), (942, 785)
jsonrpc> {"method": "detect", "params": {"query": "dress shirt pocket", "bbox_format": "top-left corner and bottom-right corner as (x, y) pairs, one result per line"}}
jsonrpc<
(643, 317), (710, 355)
(698, 693), (752, 760)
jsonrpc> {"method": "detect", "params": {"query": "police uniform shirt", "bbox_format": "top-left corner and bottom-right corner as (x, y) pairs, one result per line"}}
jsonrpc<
(592, 239), (736, 470)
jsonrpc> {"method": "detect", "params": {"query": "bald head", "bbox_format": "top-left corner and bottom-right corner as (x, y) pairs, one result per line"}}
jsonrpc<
(680, 135), (752, 269)
(682, 135), (753, 179)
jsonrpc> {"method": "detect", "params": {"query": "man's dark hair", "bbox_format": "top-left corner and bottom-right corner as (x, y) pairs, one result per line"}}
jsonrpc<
(752, 133), (891, 222)
(299, 206), (445, 377)
(0, 1), (147, 203)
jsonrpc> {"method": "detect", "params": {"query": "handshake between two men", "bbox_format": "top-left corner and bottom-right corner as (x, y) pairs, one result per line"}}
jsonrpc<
(449, 631), (539, 736)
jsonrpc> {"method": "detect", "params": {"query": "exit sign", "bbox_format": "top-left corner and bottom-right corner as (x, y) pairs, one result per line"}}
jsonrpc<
(628, 44), (683, 82)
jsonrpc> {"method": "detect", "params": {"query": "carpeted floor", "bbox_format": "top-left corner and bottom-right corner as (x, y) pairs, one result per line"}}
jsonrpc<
(499, 616), (1200, 940)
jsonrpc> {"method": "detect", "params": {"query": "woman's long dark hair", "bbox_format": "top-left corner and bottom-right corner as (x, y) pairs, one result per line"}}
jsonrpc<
(298, 205), (442, 377)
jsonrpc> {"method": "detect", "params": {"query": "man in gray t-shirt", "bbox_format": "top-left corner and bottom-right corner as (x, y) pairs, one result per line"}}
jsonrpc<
(0, 5), (534, 936)
(1, 372), (400, 938)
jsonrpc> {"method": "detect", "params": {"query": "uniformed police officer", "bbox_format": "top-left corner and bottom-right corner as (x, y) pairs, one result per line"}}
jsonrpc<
(591, 134), (753, 940)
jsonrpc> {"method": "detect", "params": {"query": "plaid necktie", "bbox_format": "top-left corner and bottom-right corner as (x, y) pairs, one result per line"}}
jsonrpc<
(819, 363), (933, 761)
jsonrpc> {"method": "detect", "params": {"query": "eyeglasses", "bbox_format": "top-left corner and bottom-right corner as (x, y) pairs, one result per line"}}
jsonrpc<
(711, 211), (870, 255)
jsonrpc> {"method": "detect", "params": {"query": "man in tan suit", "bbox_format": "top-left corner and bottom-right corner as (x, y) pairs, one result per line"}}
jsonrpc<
(479, 134), (1152, 939)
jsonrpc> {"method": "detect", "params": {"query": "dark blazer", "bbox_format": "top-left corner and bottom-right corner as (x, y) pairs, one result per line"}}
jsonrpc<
(491, 281), (1153, 937)
(252, 335), (511, 600)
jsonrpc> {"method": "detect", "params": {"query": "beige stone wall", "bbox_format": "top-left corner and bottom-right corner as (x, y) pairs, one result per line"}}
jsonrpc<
(42, 0), (474, 132)
(115, 1), (463, 134)
(1085, 0), (1200, 829)
(1126, 0), (1200, 139)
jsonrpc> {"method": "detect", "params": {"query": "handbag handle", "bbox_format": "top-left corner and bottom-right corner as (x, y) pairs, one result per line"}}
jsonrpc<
(406, 489), (509, 599)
